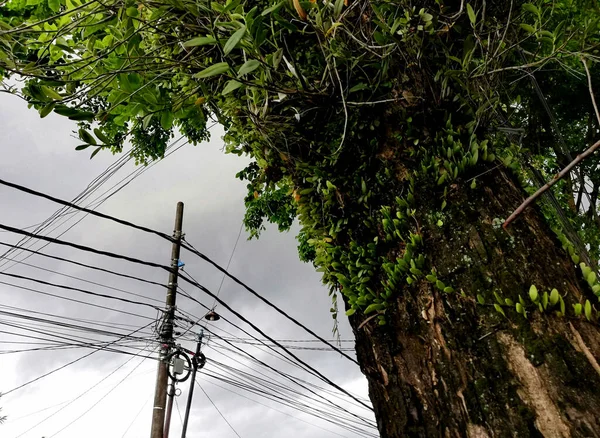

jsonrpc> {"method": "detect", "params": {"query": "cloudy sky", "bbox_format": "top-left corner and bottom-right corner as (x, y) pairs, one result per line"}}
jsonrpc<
(0, 91), (376, 437)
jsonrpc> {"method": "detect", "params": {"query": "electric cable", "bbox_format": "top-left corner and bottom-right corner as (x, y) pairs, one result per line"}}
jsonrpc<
(0, 270), (164, 312)
(48, 346), (156, 437)
(174, 289), (374, 423)
(2, 321), (156, 396)
(14, 344), (153, 437)
(120, 393), (153, 437)
(211, 220), (244, 309)
(0, 240), (168, 290)
(0, 253), (165, 304)
(182, 239), (359, 365)
(177, 271), (373, 412)
(2, 177), (361, 366)
(196, 380), (243, 438)
(201, 378), (355, 438)
(0, 279), (158, 321)
(205, 357), (375, 429)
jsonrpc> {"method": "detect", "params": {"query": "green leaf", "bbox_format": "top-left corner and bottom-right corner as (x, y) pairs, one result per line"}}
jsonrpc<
(194, 62), (230, 79)
(477, 294), (485, 305)
(67, 111), (95, 121)
(237, 59), (261, 77)
(90, 147), (102, 159)
(420, 12), (433, 22)
(345, 308), (356, 316)
(584, 299), (592, 321)
(261, 0), (285, 16)
(520, 23), (536, 34)
(93, 128), (111, 145)
(573, 303), (582, 316)
(364, 303), (384, 314)
(75, 144), (91, 150)
(222, 80), (243, 95)
(466, 3), (476, 26)
(542, 291), (548, 310)
(160, 111), (174, 131)
(522, 3), (539, 15)
(41, 86), (63, 101)
(494, 304), (506, 317)
(586, 271), (597, 287)
(470, 179), (476, 189)
(516, 302), (524, 314)
(183, 36), (217, 48)
(223, 26), (247, 55)
(78, 128), (96, 145)
(126, 6), (139, 17)
(39, 103), (55, 118)
(333, 0), (344, 18)
(505, 298), (514, 306)
(529, 284), (538, 302)
(48, 0), (60, 13)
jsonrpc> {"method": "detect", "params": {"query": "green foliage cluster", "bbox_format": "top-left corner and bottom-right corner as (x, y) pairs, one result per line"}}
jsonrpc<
(2, 0), (600, 322)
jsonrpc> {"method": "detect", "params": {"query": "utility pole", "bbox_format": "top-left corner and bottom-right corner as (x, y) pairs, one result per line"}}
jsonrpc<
(150, 202), (184, 438)
(181, 329), (206, 438)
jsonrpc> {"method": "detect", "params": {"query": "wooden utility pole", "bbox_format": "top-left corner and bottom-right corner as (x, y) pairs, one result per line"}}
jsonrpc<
(150, 202), (184, 438)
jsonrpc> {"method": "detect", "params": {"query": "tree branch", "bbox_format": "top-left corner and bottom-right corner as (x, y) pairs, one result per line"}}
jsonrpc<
(504, 57), (600, 229)
(504, 138), (600, 228)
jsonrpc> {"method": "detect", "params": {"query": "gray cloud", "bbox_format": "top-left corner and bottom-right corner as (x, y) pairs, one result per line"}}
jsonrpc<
(0, 92), (374, 438)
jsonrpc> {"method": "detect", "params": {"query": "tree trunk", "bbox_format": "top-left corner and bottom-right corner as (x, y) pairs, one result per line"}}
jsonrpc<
(349, 167), (600, 437)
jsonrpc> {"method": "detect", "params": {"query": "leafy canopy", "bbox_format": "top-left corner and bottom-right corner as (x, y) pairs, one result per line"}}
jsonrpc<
(1, 0), (600, 320)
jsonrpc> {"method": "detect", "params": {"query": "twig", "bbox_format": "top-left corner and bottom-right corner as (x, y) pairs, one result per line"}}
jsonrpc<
(332, 58), (348, 157)
(347, 98), (398, 106)
(582, 57), (600, 126)
(504, 57), (600, 228)
(569, 322), (600, 378)
(503, 138), (600, 228)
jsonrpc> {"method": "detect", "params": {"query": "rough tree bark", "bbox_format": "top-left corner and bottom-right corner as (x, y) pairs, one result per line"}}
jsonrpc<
(349, 167), (600, 437)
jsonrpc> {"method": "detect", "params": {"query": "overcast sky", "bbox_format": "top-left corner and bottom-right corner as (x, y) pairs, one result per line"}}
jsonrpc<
(0, 92), (375, 437)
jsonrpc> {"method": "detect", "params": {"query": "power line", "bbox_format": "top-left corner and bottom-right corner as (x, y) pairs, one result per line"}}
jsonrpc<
(0, 270), (164, 312)
(0, 309), (157, 344)
(0, 221), (171, 270)
(174, 302), (374, 428)
(121, 393), (153, 438)
(181, 239), (359, 365)
(0, 303), (156, 333)
(14, 345), (153, 437)
(211, 220), (244, 309)
(200, 369), (376, 438)
(0, 279), (158, 321)
(0, 177), (174, 242)
(177, 271), (373, 412)
(0, 253), (165, 304)
(0, 136), (187, 272)
(2, 321), (156, 396)
(206, 355), (374, 429)
(196, 380), (243, 438)
(1, 177), (359, 365)
(0, 239), (168, 290)
(47, 347), (156, 437)
(201, 378), (354, 438)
